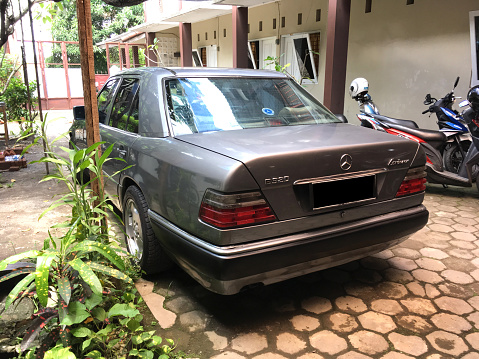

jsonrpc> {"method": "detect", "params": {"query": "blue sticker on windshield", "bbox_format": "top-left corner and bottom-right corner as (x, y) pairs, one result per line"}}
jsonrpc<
(262, 108), (274, 116)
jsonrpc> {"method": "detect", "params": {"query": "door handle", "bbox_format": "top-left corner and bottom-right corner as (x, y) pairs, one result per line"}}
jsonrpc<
(118, 146), (127, 158)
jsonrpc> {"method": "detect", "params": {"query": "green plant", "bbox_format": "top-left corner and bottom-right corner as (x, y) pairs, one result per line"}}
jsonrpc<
(264, 55), (291, 74)
(0, 77), (38, 131)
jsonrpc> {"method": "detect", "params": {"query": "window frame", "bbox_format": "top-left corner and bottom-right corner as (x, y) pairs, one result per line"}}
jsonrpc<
(470, 10), (479, 87)
(97, 78), (121, 125)
(280, 32), (320, 84)
(107, 77), (140, 134)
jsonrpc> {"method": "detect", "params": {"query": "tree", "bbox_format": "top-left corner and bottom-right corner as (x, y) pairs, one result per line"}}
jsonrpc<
(47, 0), (144, 73)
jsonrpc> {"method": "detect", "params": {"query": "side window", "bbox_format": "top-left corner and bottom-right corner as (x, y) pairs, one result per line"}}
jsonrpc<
(108, 78), (140, 131)
(97, 79), (120, 124)
(126, 94), (139, 134)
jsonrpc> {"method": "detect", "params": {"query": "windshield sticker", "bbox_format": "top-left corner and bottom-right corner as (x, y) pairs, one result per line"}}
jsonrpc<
(262, 108), (275, 116)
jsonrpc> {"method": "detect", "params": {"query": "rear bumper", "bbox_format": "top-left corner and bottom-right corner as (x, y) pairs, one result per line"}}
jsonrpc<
(149, 205), (428, 295)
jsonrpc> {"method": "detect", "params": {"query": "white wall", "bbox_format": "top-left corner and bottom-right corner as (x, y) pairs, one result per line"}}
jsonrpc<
(345, 0), (479, 129)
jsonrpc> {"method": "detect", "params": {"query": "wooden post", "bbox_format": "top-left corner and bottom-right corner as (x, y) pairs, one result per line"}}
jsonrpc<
(232, 6), (248, 68)
(76, 0), (104, 216)
(323, 0), (351, 114)
(180, 23), (193, 67)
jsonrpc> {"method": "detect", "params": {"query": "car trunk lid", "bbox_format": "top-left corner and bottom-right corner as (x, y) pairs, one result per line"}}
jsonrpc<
(178, 123), (420, 220)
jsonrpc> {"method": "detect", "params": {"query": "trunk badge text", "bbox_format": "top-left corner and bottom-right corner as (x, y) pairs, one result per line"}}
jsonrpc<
(388, 158), (410, 166)
(265, 176), (290, 185)
(340, 154), (353, 171)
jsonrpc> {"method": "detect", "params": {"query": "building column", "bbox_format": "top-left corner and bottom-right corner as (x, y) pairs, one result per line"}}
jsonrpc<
(146, 32), (157, 67)
(180, 22), (193, 67)
(323, 0), (351, 114)
(132, 46), (140, 67)
(232, 6), (248, 68)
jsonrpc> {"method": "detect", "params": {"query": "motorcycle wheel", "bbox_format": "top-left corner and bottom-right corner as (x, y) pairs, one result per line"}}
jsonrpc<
(444, 141), (479, 180)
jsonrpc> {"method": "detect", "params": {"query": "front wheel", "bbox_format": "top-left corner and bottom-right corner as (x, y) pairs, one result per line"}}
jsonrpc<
(123, 186), (172, 274)
(444, 141), (479, 180)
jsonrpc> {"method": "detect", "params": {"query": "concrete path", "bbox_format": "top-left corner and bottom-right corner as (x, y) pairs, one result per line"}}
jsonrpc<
(138, 184), (479, 359)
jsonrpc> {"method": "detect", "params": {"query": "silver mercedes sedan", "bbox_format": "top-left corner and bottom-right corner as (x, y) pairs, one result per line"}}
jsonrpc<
(71, 67), (428, 295)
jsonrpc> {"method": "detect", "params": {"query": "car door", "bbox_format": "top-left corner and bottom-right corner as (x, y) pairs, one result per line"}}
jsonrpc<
(100, 77), (140, 206)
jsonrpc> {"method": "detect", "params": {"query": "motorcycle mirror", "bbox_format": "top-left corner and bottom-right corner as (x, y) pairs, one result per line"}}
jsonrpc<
(454, 76), (460, 89)
(459, 100), (470, 108)
(424, 94), (432, 105)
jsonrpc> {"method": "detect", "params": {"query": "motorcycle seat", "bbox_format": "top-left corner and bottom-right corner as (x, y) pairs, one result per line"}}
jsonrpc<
(388, 123), (447, 150)
(372, 114), (419, 129)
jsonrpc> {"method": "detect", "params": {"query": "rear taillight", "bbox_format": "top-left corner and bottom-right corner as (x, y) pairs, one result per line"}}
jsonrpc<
(199, 190), (277, 229)
(396, 166), (427, 197)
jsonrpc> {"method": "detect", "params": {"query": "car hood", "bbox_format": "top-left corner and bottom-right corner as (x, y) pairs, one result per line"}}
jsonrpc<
(177, 123), (422, 220)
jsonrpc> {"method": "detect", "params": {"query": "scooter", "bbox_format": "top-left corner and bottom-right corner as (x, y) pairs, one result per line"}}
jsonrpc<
(355, 104), (479, 191)
(350, 77), (471, 174)
(422, 77), (472, 173)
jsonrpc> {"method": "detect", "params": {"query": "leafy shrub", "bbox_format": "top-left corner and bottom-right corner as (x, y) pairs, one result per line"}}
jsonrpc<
(0, 77), (38, 124)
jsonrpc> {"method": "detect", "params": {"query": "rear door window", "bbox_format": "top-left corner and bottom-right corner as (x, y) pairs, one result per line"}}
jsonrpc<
(97, 79), (120, 124)
(108, 78), (140, 132)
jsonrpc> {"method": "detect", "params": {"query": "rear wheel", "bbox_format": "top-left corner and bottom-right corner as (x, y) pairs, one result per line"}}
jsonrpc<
(444, 141), (479, 180)
(123, 186), (172, 274)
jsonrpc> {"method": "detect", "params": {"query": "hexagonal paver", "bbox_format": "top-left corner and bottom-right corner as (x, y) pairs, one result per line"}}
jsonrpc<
(179, 310), (209, 332)
(440, 270), (474, 284)
(376, 282), (408, 299)
(383, 268), (414, 282)
(252, 354), (288, 359)
(290, 315), (320, 332)
(428, 224), (454, 233)
(205, 331), (228, 350)
(451, 231), (477, 241)
(276, 333), (306, 355)
(434, 297), (474, 315)
(430, 313), (472, 334)
(302, 297), (332, 314)
(420, 248), (449, 259)
(326, 312), (358, 332)
(335, 296), (367, 313)
(396, 315), (433, 334)
(412, 269), (444, 284)
(426, 330), (468, 356)
(358, 311), (396, 333)
(231, 333), (268, 354)
(425, 283), (441, 298)
(371, 299), (403, 315)
(310, 330), (348, 355)
(415, 257), (447, 271)
(400, 298), (437, 316)
(338, 352), (372, 359)
(388, 257), (418, 271)
(388, 332), (428, 356)
(348, 330), (388, 355)
(381, 352), (415, 359)
(466, 332), (479, 351)
(297, 354), (326, 359)
(211, 352), (246, 359)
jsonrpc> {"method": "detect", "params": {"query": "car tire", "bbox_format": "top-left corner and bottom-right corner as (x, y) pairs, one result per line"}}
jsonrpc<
(123, 186), (172, 274)
(444, 141), (479, 180)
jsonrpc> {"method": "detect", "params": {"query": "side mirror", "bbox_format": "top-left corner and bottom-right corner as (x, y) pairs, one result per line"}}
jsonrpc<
(73, 106), (85, 121)
(335, 114), (348, 123)
(453, 76), (460, 89)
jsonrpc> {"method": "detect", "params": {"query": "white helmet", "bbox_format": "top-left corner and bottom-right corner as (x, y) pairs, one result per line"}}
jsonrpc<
(349, 78), (369, 99)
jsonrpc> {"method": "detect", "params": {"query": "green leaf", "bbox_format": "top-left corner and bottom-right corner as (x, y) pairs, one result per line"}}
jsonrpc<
(138, 349), (154, 359)
(85, 350), (103, 359)
(71, 327), (92, 338)
(84, 292), (103, 310)
(44, 346), (76, 359)
(5, 272), (35, 310)
(82, 338), (92, 352)
(60, 301), (90, 326)
(68, 258), (102, 295)
(107, 303), (140, 318)
(0, 267), (35, 283)
(72, 241), (125, 271)
(0, 251), (40, 270)
(91, 307), (107, 321)
(57, 275), (71, 305)
(35, 253), (57, 307)
(86, 261), (132, 284)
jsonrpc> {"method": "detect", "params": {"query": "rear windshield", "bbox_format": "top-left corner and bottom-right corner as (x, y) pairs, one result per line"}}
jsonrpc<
(165, 77), (340, 135)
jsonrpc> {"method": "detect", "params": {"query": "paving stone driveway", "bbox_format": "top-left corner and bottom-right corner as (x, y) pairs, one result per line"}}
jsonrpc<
(139, 184), (479, 359)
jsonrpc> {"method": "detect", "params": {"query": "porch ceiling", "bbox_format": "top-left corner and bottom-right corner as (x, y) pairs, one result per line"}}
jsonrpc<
(96, 22), (179, 48)
(213, 0), (278, 7)
(161, 5), (232, 23)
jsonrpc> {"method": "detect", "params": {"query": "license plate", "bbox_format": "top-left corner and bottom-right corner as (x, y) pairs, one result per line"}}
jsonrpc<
(313, 175), (376, 208)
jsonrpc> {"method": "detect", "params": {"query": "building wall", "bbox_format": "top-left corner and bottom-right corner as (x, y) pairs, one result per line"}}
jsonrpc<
(345, 0), (479, 129)
(190, 0), (329, 99)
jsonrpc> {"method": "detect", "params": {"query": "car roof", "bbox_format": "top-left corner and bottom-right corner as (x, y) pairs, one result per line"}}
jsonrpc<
(111, 67), (289, 79)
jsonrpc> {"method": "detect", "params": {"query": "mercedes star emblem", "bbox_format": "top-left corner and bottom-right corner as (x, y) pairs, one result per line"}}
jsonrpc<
(340, 154), (352, 171)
